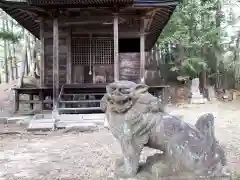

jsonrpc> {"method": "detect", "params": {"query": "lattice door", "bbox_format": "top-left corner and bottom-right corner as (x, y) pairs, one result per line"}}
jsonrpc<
(72, 37), (113, 65)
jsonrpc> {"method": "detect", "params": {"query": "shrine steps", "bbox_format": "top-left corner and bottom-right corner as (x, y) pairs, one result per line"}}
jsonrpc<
(57, 85), (105, 114)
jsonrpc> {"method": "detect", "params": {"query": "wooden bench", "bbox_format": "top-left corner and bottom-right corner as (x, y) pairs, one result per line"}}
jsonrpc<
(12, 87), (53, 113)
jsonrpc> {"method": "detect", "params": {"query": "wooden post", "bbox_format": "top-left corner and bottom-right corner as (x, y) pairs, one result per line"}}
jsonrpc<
(29, 94), (34, 110)
(53, 18), (59, 109)
(66, 28), (72, 84)
(39, 91), (44, 112)
(39, 18), (45, 111)
(140, 18), (146, 83)
(13, 89), (19, 113)
(113, 14), (119, 82)
(39, 17), (45, 87)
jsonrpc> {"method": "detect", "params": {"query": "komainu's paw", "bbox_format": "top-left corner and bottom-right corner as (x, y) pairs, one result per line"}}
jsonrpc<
(115, 159), (138, 178)
(115, 158), (124, 168)
(115, 168), (137, 178)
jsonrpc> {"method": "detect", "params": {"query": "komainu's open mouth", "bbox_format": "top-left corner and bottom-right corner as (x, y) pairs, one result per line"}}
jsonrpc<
(108, 95), (131, 105)
(107, 96), (133, 113)
(113, 98), (131, 105)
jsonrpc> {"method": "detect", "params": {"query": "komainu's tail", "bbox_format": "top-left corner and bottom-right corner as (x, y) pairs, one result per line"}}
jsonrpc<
(195, 113), (229, 174)
(195, 113), (216, 143)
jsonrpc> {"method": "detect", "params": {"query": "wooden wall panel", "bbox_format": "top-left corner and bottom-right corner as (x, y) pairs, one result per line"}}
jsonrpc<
(119, 53), (140, 83)
(72, 65), (84, 83)
(144, 50), (165, 85)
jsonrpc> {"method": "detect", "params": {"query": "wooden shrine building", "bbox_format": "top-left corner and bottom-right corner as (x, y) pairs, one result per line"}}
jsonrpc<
(0, 0), (179, 114)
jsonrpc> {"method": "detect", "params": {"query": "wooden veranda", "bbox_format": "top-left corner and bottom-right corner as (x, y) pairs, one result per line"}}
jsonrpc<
(0, 0), (179, 114)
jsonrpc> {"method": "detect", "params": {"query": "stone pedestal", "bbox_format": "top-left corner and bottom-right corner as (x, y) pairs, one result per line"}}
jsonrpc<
(207, 85), (216, 101)
(190, 78), (207, 104)
(108, 154), (176, 180)
(108, 154), (230, 180)
(104, 118), (109, 128)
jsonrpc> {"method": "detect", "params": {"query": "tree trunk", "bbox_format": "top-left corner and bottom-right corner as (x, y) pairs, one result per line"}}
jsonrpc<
(175, 42), (184, 66)
(5, 19), (14, 82)
(215, 0), (222, 86)
(200, 0), (207, 91)
(32, 44), (39, 78)
(3, 19), (9, 83)
(11, 20), (18, 79)
(13, 46), (18, 79)
(25, 33), (30, 76)
(17, 32), (28, 88)
(233, 31), (240, 86)
(7, 46), (13, 82)
(28, 34), (39, 78)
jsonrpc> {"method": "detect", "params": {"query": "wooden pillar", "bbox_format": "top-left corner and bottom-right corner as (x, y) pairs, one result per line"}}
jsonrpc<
(113, 14), (119, 82)
(66, 28), (72, 84)
(13, 89), (19, 113)
(140, 18), (146, 83)
(39, 91), (44, 112)
(29, 94), (34, 110)
(39, 18), (45, 111)
(39, 17), (45, 87)
(53, 18), (59, 109)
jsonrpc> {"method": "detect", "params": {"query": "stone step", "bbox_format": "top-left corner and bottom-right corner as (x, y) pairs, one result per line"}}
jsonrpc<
(33, 113), (53, 119)
(57, 113), (106, 121)
(63, 122), (98, 132)
(32, 118), (55, 123)
(56, 114), (105, 128)
(59, 100), (102, 103)
(27, 118), (55, 131)
(27, 112), (106, 131)
(62, 93), (104, 96)
(7, 116), (32, 124)
(56, 119), (104, 128)
(57, 119), (104, 124)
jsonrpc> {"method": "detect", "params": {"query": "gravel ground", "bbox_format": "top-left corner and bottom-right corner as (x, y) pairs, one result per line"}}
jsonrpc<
(1, 101), (240, 179)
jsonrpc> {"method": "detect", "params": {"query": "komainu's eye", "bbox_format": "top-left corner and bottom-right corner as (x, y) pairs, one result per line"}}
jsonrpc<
(119, 88), (131, 94)
(106, 85), (116, 93)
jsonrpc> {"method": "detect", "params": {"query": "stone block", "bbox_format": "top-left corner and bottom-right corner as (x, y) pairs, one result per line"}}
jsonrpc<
(63, 123), (98, 133)
(7, 116), (32, 124)
(27, 118), (55, 131)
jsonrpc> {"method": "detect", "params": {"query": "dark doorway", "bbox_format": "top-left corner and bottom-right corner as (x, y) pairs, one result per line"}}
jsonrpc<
(83, 65), (93, 83)
(119, 38), (140, 53)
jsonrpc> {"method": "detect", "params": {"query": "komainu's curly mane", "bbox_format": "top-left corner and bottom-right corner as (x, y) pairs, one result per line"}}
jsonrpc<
(101, 82), (164, 153)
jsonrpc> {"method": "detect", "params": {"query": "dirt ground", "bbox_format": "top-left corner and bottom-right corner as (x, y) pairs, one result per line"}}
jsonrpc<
(1, 83), (240, 180)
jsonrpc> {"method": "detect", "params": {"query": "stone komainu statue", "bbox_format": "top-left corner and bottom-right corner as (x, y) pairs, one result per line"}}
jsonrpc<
(100, 80), (230, 178)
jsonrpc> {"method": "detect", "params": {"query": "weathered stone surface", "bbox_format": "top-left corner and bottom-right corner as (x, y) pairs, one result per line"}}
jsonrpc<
(7, 116), (32, 124)
(109, 154), (231, 180)
(0, 117), (7, 124)
(63, 123), (98, 133)
(57, 114), (105, 121)
(190, 78), (207, 104)
(56, 120), (104, 128)
(16, 118), (31, 126)
(101, 80), (231, 179)
(104, 117), (109, 129)
(207, 85), (216, 101)
(55, 113), (105, 128)
(27, 118), (55, 131)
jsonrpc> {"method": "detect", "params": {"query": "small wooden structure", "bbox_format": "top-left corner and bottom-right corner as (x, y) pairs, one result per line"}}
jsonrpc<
(0, 0), (178, 113)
